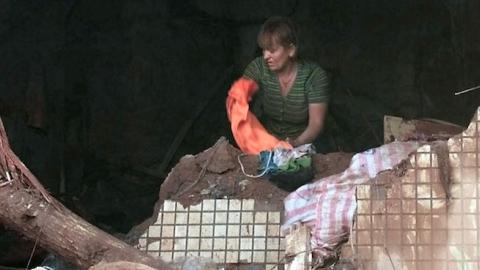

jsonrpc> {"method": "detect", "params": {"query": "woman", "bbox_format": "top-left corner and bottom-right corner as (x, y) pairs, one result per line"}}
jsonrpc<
(243, 16), (330, 148)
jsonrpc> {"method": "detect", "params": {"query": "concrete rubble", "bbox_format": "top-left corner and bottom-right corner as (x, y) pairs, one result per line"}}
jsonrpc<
(340, 110), (479, 269)
(134, 109), (478, 269)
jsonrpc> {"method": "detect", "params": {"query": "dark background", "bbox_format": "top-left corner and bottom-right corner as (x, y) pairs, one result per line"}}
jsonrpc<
(1, 0), (479, 262)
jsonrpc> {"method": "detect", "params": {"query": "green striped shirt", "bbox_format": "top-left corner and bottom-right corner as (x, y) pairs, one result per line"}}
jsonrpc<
(243, 57), (330, 139)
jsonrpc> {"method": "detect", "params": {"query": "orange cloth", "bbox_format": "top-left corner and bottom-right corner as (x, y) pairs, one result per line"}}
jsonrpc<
(226, 78), (292, 154)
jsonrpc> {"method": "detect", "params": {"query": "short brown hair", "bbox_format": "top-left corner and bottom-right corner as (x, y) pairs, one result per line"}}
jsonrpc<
(257, 16), (298, 52)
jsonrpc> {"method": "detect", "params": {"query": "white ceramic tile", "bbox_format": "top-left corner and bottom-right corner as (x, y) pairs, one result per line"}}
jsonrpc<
(267, 224), (280, 237)
(241, 212), (254, 223)
(200, 239), (213, 250)
(240, 238), (253, 250)
(226, 238), (239, 250)
(160, 251), (172, 261)
(188, 225), (200, 237)
(174, 238), (186, 250)
(162, 226), (174, 237)
(240, 251), (252, 261)
(241, 224), (253, 236)
(155, 213), (162, 224)
(213, 251), (225, 262)
(215, 212), (228, 223)
(255, 212), (268, 223)
(203, 212), (214, 224)
(215, 224), (227, 237)
(266, 238), (279, 249)
(254, 225), (266, 237)
(147, 241), (160, 251)
(253, 251), (265, 262)
(203, 199), (215, 210)
(176, 202), (187, 212)
(149, 225), (161, 238)
(267, 251), (279, 263)
(138, 238), (147, 248)
(141, 198), (286, 266)
(242, 199), (254, 210)
(189, 202), (202, 212)
(188, 212), (201, 224)
(229, 200), (242, 211)
(268, 212), (281, 223)
(254, 238), (266, 250)
(201, 225), (213, 237)
(227, 225), (240, 237)
(176, 213), (187, 224)
(161, 239), (174, 251)
(228, 212), (241, 223)
(162, 201), (176, 211)
(226, 251), (238, 263)
(214, 238), (226, 250)
(216, 199), (229, 211)
(279, 238), (286, 250)
(187, 238), (200, 250)
(175, 225), (187, 237)
(163, 213), (175, 224)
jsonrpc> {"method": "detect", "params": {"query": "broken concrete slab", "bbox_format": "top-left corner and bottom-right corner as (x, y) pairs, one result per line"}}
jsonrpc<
(137, 199), (285, 269)
(284, 223), (311, 270)
(384, 115), (464, 143)
(342, 107), (480, 269)
(129, 136), (355, 270)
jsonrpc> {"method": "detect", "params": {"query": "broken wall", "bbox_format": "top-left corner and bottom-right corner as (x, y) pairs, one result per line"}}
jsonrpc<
(342, 107), (480, 269)
(137, 199), (285, 269)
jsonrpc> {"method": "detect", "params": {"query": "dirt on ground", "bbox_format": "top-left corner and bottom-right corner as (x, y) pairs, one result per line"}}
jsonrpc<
(159, 137), (353, 207)
(157, 137), (288, 208)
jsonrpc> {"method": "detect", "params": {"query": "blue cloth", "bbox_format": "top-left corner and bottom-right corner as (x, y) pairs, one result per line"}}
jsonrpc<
(258, 151), (277, 175)
(258, 149), (312, 176)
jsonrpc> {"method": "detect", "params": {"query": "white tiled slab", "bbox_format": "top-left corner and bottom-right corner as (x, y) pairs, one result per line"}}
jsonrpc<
(138, 199), (285, 267)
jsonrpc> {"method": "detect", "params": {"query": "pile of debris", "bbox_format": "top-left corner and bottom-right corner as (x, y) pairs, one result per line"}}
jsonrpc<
(1, 109), (474, 269)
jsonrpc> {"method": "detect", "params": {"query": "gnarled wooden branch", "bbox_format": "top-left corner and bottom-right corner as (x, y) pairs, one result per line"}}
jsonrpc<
(0, 118), (171, 269)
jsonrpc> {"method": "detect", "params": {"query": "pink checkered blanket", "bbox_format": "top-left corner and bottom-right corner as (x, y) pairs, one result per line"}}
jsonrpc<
(283, 141), (420, 258)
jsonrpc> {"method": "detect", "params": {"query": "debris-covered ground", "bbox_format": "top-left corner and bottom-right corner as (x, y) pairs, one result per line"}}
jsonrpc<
(0, 135), (353, 268)
(160, 138), (353, 207)
(1, 112), (465, 268)
(0, 114), (468, 269)
(128, 137), (354, 244)
(125, 136), (354, 270)
(125, 116), (465, 269)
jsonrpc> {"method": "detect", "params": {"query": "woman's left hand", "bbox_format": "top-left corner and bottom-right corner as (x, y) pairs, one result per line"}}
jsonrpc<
(286, 137), (298, 147)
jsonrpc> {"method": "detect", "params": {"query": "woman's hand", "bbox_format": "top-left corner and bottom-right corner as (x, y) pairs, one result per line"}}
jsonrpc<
(294, 103), (328, 146)
(286, 137), (299, 147)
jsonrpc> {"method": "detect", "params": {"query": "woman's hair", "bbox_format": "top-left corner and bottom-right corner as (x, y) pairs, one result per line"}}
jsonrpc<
(257, 16), (298, 53)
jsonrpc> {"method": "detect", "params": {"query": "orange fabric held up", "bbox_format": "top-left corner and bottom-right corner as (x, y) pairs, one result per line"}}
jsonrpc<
(226, 78), (292, 154)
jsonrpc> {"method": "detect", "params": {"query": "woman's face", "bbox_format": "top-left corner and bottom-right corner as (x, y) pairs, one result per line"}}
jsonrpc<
(262, 42), (295, 73)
